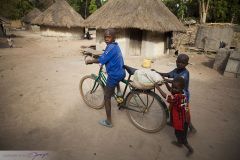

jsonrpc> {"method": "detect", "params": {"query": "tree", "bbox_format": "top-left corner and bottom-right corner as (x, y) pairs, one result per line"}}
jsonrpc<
(198, 0), (211, 23)
(30, 0), (54, 10)
(16, 0), (33, 18)
(67, 0), (106, 18)
(208, 0), (228, 22)
(163, 0), (196, 21)
(0, 0), (33, 19)
(228, 0), (240, 23)
(68, 0), (82, 13)
(88, 0), (97, 14)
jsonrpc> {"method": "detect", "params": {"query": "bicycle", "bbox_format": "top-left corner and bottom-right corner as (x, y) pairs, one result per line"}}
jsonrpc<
(79, 51), (169, 133)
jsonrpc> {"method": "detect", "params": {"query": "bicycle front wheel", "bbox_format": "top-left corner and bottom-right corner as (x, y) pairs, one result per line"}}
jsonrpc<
(126, 90), (167, 133)
(79, 75), (104, 109)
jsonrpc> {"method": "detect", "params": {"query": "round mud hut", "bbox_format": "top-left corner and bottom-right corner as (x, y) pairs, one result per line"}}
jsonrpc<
(83, 0), (185, 58)
(22, 8), (42, 31)
(32, 0), (84, 39)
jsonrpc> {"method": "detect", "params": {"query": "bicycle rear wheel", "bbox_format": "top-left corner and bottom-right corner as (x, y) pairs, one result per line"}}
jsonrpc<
(79, 75), (104, 109)
(126, 90), (167, 133)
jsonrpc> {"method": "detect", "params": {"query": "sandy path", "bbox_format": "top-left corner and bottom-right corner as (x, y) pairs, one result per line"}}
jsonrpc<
(0, 31), (239, 160)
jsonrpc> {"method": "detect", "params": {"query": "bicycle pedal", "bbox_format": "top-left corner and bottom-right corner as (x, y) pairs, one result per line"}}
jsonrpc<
(116, 97), (124, 104)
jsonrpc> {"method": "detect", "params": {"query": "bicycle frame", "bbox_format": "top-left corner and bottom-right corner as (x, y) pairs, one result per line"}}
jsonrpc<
(88, 65), (169, 117)
(91, 66), (132, 102)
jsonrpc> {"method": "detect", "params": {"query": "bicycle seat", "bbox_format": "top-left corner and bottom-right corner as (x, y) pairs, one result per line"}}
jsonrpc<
(124, 65), (137, 75)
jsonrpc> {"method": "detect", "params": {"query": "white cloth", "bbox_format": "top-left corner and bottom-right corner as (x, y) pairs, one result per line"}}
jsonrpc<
(131, 69), (163, 89)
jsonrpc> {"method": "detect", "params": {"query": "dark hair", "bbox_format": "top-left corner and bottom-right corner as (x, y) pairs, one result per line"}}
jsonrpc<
(173, 76), (185, 90)
(104, 28), (116, 38)
(177, 53), (189, 64)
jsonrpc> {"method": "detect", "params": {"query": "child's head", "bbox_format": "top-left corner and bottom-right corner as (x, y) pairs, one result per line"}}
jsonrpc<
(104, 28), (116, 44)
(176, 54), (189, 70)
(171, 76), (185, 94)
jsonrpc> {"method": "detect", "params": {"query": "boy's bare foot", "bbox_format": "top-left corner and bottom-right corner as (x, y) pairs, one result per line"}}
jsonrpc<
(189, 124), (197, 134)
(189, 127), (197, 134)
(186, 148), (194, 157)
(184, 144), (194, 157)
(166, 119), (172, 126)
(171, 141), (183, 147)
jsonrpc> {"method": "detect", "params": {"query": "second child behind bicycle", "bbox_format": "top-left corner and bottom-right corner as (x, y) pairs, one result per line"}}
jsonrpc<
(155, 77), (194, 156)
(85, 28), (126, 128)
(152, 54), (197, 134)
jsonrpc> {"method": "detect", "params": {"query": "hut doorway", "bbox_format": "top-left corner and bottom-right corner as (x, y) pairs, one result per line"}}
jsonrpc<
(129, 29), (142, 56)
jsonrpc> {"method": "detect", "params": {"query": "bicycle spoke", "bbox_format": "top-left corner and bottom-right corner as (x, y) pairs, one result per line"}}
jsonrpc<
(136, 113), (144, 125)
(128, 102), (139, 108)
(130, 95), (147, 112)
(80, 76), (104, 109)
(126, 91), (167, 133)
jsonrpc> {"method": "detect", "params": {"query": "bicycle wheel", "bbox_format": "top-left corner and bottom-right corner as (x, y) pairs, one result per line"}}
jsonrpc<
(79, 75), (104, 109)
(126, 90), (167, 133)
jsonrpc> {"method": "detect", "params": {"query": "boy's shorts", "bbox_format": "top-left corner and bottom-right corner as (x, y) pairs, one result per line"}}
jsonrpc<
(104, 76), (123, 100)
(106, 76), (123, 88)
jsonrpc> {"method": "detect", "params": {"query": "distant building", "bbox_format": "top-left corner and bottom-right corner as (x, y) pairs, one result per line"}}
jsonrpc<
(0, 16), (10, 37)
(83, 0), (185, 58)
(32, 0), (84, 39)
(22, 8), (42, 31)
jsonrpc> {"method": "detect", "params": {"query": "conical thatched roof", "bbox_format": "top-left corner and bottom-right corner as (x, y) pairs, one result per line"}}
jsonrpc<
(32, 0), (84, 28)
(22, 8), (42, 24)
(83, 0), (185, 32)
(0, 16), (10, 24)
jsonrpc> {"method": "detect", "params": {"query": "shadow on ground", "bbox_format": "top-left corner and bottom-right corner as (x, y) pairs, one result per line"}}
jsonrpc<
(201, 56), (215, 68)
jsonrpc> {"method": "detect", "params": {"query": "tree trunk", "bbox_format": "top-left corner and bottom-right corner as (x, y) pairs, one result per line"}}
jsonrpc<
(198, 0), (210, 24)
(231, 13), (235, 23)
(202, 12), (207, 23)
(198, 0), (203, 23)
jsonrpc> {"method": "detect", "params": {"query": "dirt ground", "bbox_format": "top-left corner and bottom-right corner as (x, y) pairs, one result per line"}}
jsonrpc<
(0, 31), (240, 160)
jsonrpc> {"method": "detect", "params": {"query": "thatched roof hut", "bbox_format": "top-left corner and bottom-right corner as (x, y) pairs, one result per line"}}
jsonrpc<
(32, 0), (84, 38)
(0, 16), (10, 37)
(22, 8), (42, 24)
(0, 16), (10, 24)
(32, 0), (84, 28)
(84, 0), (185, 32)
(83, 0), (185, 58)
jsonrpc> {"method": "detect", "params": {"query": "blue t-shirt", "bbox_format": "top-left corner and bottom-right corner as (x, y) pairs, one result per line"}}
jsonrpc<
(98, 42), (125, 87)
(168, 68), (190, 102)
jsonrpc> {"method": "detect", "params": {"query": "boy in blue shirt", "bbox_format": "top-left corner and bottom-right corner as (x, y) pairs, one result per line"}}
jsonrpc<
(85, 28), (126, 128)
(153, 54), (196, 133)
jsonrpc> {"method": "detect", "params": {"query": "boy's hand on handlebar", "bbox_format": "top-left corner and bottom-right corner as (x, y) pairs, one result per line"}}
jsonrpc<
(85, 56), (94, 65)
(85, 60), (92, 65)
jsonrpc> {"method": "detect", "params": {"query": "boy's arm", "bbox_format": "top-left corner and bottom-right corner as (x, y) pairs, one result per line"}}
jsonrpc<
(85, 45), (115, 65)
(98, 45), (115, 65)
(85, 57), (99, 64)
(164, 81), (172, 92)
(151, 69), (170, 77)
(155, 84), (167, 99)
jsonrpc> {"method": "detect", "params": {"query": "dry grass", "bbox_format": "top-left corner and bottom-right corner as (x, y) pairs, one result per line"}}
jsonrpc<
(22, 8), (42, 24)
(83, 0), (185, 32)
(32, 0), (84, 28)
